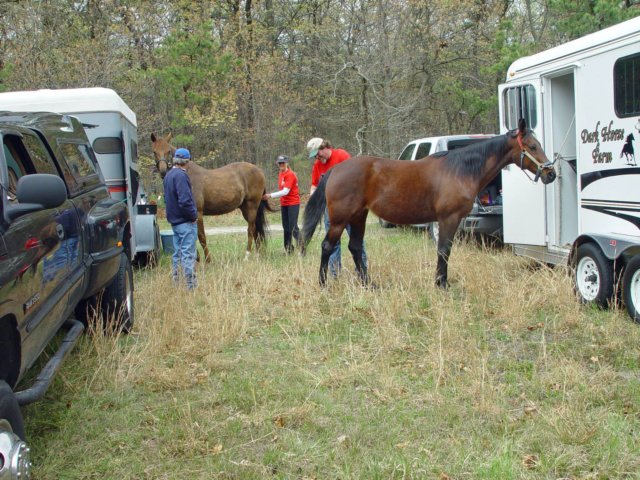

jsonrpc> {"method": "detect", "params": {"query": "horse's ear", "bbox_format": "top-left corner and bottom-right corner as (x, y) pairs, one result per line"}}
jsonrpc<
(518, 118), (527, 135)
(165, 133), (172, 142)
(151, 133), (157, 142)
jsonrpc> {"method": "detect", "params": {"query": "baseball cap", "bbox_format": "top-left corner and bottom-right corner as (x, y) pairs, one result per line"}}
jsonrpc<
(307, 137), (323, 159)
(173, 148), (191, 164)
(276, 155), (289, 164)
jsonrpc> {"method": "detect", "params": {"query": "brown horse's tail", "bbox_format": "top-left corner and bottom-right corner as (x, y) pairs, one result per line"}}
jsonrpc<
(300, 169), (331, 254)
(255, 195), (274, 246)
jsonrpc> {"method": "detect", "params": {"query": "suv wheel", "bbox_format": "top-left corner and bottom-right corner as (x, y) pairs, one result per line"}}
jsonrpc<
(102, 253), (134, 333)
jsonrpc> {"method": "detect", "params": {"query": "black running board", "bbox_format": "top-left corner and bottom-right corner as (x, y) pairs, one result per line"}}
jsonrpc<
(15, 320), (85, 406)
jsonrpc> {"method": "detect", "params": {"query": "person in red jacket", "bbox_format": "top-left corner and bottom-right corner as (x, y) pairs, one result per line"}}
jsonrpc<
(263, 155), (300, 254)
(307, 137), (367, 276)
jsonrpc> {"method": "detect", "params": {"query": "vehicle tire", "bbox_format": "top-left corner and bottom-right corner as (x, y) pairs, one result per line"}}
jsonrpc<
(622, 255), (640, 323)
(428, 222), (439, 243)
(378, 217), (395, 228)
(575, 243), (614, 308)
(0, 381), (30, 478)
(102, 252), (134, 333)
(0, 381), (25, 440)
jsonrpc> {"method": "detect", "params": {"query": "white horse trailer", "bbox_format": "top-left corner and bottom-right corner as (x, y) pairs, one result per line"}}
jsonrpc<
(0, 87), (161, 265)
(498, 16), (640, 322)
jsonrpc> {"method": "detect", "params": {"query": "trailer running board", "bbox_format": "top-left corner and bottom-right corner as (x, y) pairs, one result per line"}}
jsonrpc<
(15, 320), (85, 406)
(513, 244), (570, 266)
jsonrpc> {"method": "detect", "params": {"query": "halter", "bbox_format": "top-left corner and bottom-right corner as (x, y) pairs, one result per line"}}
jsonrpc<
(156, 150), (174, 171)
(518, 133), (554, 182)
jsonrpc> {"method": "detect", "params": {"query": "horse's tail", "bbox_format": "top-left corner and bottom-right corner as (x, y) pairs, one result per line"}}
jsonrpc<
(300, 170), (331, 254)
(255, 197), (272, 246)
(261, 189), (277, 213)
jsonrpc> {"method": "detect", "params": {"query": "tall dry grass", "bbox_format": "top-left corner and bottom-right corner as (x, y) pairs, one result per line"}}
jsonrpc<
(27, 227), (640, 479)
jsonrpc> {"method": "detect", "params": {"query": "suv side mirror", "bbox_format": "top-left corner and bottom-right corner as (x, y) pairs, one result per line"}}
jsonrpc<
(6, 174), (68, 221)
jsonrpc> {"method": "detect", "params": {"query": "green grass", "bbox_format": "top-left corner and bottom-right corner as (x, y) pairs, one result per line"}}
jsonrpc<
(21, 222), (640, 479)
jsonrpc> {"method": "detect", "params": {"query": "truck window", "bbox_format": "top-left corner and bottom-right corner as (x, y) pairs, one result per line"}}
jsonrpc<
(399, 144), (416, 160)
(22, 133), (58, 175)
(502, 85), (537, 130)
(415, 142), (431, 159)
(58, 142), (101, 194)
(614, 53), (640, 118)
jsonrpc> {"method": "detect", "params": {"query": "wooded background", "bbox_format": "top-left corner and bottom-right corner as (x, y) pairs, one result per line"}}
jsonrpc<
(0, 0), (637, 192)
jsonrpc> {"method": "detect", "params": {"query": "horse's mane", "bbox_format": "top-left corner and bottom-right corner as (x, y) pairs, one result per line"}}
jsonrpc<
(440, 134), (511, 177)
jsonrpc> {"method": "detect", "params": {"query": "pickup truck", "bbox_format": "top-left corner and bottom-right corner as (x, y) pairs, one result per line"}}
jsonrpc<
(0, 112), (134, 478)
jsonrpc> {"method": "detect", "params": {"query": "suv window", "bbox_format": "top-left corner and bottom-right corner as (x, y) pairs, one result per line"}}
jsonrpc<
(614, 52), (640, 117)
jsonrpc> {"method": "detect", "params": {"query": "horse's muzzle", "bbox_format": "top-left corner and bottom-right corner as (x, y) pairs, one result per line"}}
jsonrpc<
(540, 168), (557, 185)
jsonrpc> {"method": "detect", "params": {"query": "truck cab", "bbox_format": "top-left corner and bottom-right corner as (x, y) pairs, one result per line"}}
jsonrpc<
(0, 112), (134, 478)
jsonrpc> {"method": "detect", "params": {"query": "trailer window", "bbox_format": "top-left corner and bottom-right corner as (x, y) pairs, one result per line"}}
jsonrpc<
(502, 85), (537, 130)
(93, 137), (122, 154)
(614, 53), (640, 118)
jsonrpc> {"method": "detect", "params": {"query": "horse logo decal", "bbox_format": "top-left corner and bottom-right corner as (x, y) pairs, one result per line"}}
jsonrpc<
(620, 133), (636, 166)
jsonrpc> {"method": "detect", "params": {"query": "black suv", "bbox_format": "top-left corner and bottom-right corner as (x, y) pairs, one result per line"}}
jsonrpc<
(0, 112), (133, 478)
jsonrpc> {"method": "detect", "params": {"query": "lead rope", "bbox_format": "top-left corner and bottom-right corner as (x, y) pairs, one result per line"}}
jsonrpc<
(553, 115), (576, 171)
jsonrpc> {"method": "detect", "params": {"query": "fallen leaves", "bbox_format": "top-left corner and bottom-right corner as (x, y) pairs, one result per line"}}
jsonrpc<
(522, 454), (539, 469)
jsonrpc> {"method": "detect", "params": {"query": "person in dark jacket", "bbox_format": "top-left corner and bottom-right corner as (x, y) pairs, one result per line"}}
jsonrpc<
(163, 147), (198, 290)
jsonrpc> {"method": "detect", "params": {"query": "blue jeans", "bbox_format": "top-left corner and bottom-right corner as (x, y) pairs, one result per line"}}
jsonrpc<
(324, 208), (368, 277)
(172, 221), (198, 290)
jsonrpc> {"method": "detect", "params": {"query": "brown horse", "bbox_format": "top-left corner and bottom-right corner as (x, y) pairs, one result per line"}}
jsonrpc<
(150, 133), (274, 261)
(301, 119), (557, 288)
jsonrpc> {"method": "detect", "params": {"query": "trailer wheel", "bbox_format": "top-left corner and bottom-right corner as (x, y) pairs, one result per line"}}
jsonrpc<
(622, 256), (640, 323)
(575, 243), (614, 308)
(102, 253), (134, 333)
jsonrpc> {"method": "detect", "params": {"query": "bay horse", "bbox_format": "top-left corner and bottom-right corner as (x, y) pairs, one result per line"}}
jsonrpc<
(301, 119), (557, 288)
(150, 133), (274, 261)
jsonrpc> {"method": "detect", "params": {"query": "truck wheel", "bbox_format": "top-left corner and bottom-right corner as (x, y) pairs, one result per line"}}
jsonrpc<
(102, 253), (134, 333)
(428, 222), (439, 243)
(0, 380), (31, 478)
(622, 256), (640, 323)
(575, 243), (613, 308)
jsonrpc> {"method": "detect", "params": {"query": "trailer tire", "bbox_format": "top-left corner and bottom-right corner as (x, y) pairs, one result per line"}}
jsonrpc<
(622, 256), (640, 323)
(102, 253), (134, 333)
(575, 243), (614, 308)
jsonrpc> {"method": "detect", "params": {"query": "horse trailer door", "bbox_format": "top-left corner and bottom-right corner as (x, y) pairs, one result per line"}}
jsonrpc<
(499, 79), (548, 246)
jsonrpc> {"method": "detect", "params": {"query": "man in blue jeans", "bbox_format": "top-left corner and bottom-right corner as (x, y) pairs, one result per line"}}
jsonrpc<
(163, 147), (198, 290)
